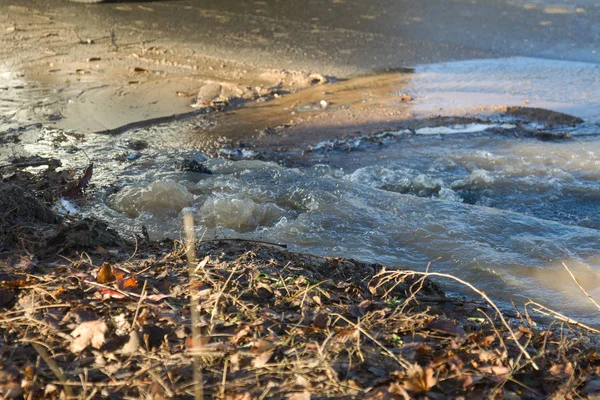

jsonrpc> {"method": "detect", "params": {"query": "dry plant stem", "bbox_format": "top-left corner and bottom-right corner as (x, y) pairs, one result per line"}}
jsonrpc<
(477, 309), (508, 358)
(184, 212), (204, 400)
(30, 342), (74, 399)
(561, 262), (600, 312)
(131, 280), (148, 330)
(210, 266), (238, 326)
(525, 301), (600, 335)
(386, 270), (540, 371)
(332, 313), (411, 369)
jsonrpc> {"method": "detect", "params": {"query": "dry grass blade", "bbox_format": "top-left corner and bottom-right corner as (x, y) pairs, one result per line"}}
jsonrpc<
(561, 262), (600, 312)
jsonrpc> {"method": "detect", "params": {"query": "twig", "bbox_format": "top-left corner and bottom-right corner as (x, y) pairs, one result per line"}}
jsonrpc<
(0, 159), (58, 169)
(203, 238), (287, 248)
(131, 280), (147, 331)
(524, 301), (600, 335)
(30, 342), (74, 399)
(221, 359), (228, 398)
(561, 262), (600, 312)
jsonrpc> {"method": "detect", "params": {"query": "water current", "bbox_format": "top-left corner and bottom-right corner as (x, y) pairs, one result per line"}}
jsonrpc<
(11, 57), (600, 325)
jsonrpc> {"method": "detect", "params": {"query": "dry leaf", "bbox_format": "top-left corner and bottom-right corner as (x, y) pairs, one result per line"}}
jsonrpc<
(69, 267), (93, 281)
(480, 334), (496, 346)
(233, 325), (252, 344)
(287, 391), (311, 400)
(366, 383), (410, 400)
(425, 319), (466, 337)
(229, 353), (241, 373)
(146, 293), (172, 302)
(252, 350), (273, 368)
(334, 328), (359, 343)
(404, 364), (437, 393)
(97, 288), (127, 300)
(349, 299), (372, 318)
(96, 264), (116, 283)
(70, 320), (108, 352)
(117, 275), (138, 290)
(312, 313), (328, 329)
(121, 331), (140, 355)
(479, 365), (510, 377)
(295, 375), (310, 389)
(251, 338), (276, 353)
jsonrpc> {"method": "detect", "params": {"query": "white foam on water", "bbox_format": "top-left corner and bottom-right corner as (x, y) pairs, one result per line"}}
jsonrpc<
(56, 198), (81, 216)
(415, 123), (515, 135)
(199, 195), (286, 232)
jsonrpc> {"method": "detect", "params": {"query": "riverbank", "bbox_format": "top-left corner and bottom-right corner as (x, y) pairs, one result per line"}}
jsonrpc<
(1, 174), (600, 399)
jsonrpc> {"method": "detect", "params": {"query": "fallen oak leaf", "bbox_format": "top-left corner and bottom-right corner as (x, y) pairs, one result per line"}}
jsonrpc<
(70, 320), (108, 352)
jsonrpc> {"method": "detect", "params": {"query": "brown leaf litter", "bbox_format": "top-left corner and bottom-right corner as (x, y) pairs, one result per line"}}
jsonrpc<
(0, 236), (599, 398)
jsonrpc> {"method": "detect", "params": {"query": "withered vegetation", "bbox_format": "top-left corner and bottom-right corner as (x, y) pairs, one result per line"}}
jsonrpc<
(1, 179), (600, 399)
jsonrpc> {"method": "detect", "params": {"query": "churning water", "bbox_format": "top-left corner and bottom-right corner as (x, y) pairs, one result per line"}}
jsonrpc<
(14, 57), (600, 325)
(75, 128), (600, 325)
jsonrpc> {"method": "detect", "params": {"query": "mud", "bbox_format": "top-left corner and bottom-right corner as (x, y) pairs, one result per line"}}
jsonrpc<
(0, 2), (330, 135)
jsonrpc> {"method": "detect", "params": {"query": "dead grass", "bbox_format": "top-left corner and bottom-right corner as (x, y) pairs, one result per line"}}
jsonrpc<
(1, 238), (599, 399)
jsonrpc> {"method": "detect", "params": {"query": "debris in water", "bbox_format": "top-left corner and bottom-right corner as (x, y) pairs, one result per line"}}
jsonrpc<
(127, 139), (148, 150)
(532, 131), (572, 141)
(61, 163), (93, 198)
(400, 92), (414, 102)
(176, 159), (212, 174)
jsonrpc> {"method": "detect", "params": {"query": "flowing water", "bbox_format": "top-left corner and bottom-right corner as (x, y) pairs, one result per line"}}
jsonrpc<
(10, 57), (600, 325)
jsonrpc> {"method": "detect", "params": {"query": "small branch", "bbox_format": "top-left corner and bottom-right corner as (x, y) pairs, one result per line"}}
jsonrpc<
(525, 301), (600, 335)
